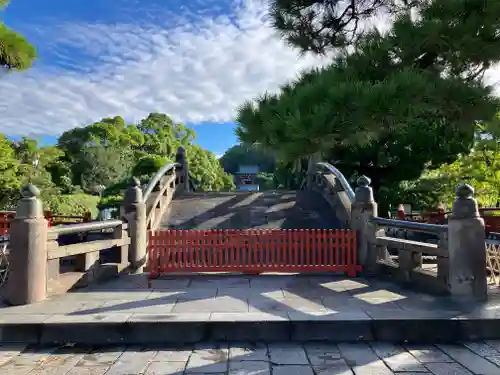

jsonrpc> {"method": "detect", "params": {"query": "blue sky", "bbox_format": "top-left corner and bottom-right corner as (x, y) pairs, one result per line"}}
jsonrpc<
(0, 0), (328, 157)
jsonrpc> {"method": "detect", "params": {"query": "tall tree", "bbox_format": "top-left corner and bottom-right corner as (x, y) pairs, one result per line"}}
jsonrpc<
(0, 134), (21, 207)
(220, 144), (276, 175)
(237, 0), (500, 206)
(0, 0), (36, 71)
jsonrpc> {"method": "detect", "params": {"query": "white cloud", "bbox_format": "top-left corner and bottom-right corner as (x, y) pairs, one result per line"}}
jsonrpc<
(1, 0), (499, 138)
(0, 0), (330, 136)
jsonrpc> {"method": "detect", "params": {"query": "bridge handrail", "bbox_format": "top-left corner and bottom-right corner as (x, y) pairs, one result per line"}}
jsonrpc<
(48, 219), (124, 236)
(315, 162), (355, 202)
(142, 162), (180, 203)
(371, 217), (448, 234)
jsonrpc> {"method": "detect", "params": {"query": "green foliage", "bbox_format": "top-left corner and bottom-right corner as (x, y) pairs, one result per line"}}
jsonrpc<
(132, 155), (170, 178)
(0, 23), (36, 71)
(384, 114), (500, 210)
(255, 172), (277, 190)
(0, 113), (235, 216)
(97, 194), (124, 210)
(0, 1), (36, 71)
(188, 145), (235, 191)
(46, 194), (100, 217)
(220, 144), (276, 175)
(0, 134), (21, 208)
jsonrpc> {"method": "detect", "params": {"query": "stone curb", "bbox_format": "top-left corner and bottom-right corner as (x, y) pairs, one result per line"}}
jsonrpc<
(1, 318), (500, 345)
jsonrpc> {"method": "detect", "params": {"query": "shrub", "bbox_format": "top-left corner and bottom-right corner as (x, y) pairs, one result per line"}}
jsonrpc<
(132, 155), (170, 177)
(45, 193), (100, 217)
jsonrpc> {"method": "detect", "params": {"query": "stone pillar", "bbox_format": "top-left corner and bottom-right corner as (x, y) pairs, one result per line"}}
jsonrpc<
(351, 176), (379, 273)
(448, 184), (487, 301)
(4, 184), (48, 305)
(123, 177), (147, 273)
(175, 146), (189, 192)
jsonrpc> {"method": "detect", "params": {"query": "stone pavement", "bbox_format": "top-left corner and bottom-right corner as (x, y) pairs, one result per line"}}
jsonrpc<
(3, 341), (500, 375)
(2, 274), (500, 344)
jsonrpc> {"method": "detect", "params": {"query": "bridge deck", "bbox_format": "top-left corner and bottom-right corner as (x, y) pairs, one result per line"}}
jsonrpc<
(1, 274), (499, 344)
(162, 190), (342, 230)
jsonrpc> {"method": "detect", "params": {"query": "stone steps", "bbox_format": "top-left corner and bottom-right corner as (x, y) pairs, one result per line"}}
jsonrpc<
(0, 312), (499, 345)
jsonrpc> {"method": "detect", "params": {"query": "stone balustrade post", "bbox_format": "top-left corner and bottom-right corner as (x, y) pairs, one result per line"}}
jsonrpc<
(351, 176), (379, 273)
(4, 184), (48, 305)
(448, 184), (487, 301)
(175, 146), (189, 192)
(122, 177), (147, 273)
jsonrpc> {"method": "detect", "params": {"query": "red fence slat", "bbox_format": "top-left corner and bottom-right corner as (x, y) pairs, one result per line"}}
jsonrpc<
(147, 228), (361, 278)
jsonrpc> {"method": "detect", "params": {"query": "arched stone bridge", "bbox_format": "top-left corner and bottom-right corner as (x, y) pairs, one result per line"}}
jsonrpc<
(0, 146), (497, 346)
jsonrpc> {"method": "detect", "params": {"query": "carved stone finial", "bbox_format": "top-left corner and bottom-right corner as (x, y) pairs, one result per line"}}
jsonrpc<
(354, 175), (374, 204)
(123, 177), (143, 212)
(357, 175), (371, 187)
(456, 184), (474, 199)
(16, 184), (43, 219)
(452, 183), (479, 219)
(175, 146), (186, 163)
(20, 184), (40, 199)
(129, 176), (140, 187)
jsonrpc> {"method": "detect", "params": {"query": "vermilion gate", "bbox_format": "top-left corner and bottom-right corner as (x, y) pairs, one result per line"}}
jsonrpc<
(147, 229), (360, 278)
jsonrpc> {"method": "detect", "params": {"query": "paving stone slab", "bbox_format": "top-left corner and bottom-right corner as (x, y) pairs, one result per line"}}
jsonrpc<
(463, 342), (500, 357)
(229, 360), (271, 375)
(313, 361), (353, 375)
(153, 348), (193, 362)
(229, 343), (268, 362)
(425, 362), (473, 375)
(172, 298), (248, 313)
(437, 344), (500, 375)
(272, 365), (314, 375)
(403, 345), (455, 363)
(76, 346), (126, 367)
(485, 355), (500, 367)
(186, 348), (229, 373)
(305, 345), (342, 366)
(269, 343), (309, 365)
(0, 343), (28, 365)
(88, 298), (177, 314)
(66, 368), (110, 375)
(248, 296), (327, 313)
(145, 360), (187, 375)
(103, 348), (157, 375)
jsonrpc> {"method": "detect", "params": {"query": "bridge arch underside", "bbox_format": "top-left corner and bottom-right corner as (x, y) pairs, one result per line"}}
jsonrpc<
(161, 190), (343, 231)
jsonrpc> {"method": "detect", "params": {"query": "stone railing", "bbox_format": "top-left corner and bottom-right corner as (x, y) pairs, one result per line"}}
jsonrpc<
(1, 146), (190, 306)
(46, 220), (129, 294)
(308, 162), (355, 228)
(120, 146), (189, 274)
(1, 185), (130, 305)
(370, 217), (449, 294)
(352, 176), (487, 301)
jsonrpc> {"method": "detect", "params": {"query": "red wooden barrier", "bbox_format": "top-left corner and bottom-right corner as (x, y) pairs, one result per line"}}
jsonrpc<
(0, 210), (91, 235)
(0, 211), (15, 235)
(147, 229), (360, 278)
(394, 204), (500, 233)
